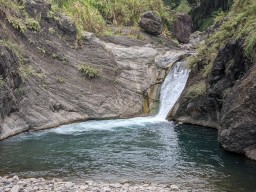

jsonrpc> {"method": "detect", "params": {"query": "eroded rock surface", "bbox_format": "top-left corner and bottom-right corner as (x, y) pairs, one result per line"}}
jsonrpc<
(219, 63), (256, 160)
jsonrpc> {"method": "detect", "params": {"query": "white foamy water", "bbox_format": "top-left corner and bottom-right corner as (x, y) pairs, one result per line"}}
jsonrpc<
(155, 61), (190, 119)
(51, 117), (166, 135)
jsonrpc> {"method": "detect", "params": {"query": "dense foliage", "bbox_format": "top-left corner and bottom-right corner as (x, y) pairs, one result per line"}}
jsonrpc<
(51, 0), (171, 35)
(189, 0), (256, 76)
(189, 0), (233, 31)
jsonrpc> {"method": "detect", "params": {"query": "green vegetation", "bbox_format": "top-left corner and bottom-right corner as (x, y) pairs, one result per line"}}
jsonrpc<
(0, 0), (22, 18)
(7, 17), (40, 32)
(175, 0), (191, 13)
(0, 39), (25, 65)
(78, 64), (99, 78)
(1, 0), (40, 33)
(56, 77), (66, 83)
(189, 0), (256, 76)
(19, 65), (46, 79)
(24, 18), (40, 31)
(187, 80), (206, 98)
(51, 0), (171, 37)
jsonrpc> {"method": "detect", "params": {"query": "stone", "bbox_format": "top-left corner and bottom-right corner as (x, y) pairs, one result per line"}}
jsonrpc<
(10, 185), (20, 192)
(82, 32), (96, 41)
(17, 181), (27, 187)
(80, 185), (88, 190)
(245, 148), (256, 160)
(170, 184), (179, 191)
(109, 183), (121, 188)
(103, 187), (112, 192)
(13, 176), (19, 181)
(139, 11), (163, 35)
(86, 180), (93, 186)
(65, 182), (74, 188)
(173, 13), (192, 43)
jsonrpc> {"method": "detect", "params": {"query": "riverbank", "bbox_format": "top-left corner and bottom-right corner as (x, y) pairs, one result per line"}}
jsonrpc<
(0, 175), (184, 192)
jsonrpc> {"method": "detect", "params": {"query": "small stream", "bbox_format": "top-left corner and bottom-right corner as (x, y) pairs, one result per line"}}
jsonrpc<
(0, 60), (256, 191)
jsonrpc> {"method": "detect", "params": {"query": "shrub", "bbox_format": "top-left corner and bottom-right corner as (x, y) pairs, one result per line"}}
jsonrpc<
(1, 0), (41, 33)
(175, 0), (191, 13)
(189, 0), (256, 76)
(24, 18), (40, 31)
(57, 77), (66, 83)
(78, 64), (99, 78)
(187, 81), (206, 98)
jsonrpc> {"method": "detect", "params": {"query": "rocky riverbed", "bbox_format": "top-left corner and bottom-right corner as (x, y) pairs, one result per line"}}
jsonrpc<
(0, 175), (186, 192)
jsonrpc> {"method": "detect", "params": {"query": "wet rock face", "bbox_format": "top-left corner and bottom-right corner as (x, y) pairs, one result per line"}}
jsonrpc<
(173, 13), (192, 44)
(219, 63), (256, 159)
(208, 40), (256, 159)
(207, 40), (251, 117)
(139, 11), (163, 36)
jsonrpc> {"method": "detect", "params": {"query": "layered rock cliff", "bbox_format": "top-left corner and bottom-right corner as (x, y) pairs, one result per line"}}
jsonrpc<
(0, 0), (185, 139)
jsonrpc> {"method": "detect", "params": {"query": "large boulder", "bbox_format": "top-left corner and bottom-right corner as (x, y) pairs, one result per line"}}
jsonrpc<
(173, 13), (192, 44)
(139, 11), (163, 36)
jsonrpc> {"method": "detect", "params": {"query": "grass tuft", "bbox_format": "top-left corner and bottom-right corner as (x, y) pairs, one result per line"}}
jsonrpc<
(78, 64), (99, 78)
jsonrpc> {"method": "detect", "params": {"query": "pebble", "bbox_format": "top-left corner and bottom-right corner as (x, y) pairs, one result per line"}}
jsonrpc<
(0, 175), (185, 192)
(10, 185), (20, 192)
(65, 182), (74, 188)
(80, 185), (88, 190)
(170, 184), (179, 191)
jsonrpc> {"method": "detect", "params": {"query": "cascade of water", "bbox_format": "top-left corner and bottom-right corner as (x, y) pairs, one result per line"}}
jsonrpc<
(50, 56), (190, 134)
(155, 61), (190, 120)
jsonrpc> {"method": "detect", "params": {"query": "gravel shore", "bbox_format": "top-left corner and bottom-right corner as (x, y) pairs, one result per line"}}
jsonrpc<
(0, 175), (186, 192)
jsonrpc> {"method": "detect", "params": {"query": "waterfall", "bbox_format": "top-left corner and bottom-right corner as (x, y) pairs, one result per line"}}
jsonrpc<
(155, 61), (190, 120)
(50, 56), (190, 135)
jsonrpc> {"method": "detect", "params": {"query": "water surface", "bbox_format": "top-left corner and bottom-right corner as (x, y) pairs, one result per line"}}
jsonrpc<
(0, 119), (256, 192)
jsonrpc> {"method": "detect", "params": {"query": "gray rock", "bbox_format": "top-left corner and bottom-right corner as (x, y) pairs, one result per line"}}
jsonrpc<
(10, 185), (20, 192)
(86, 181), (94, 186)
(80, 185), (89, 190)
(13, 176), (19, 181)
(103, 187), (112, 192)
(170, 184), (179, 191)
(173, 13), (192, 43)
(65, 182), (74, 188)
(245, 148), (256, 160)
(139, 11), (163, 35)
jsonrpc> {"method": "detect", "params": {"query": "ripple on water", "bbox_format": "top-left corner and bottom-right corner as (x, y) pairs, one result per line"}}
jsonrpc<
(0, 120), (256, 192)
